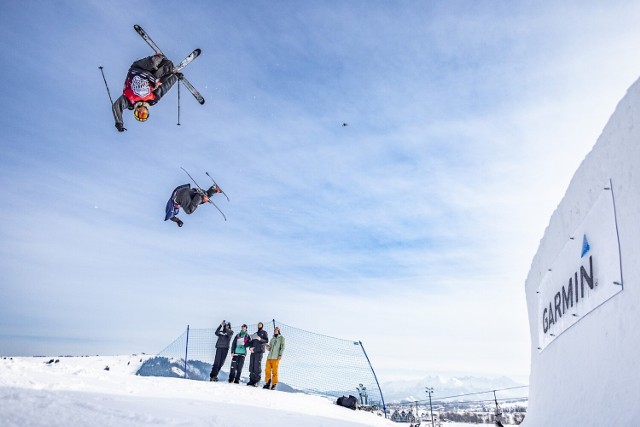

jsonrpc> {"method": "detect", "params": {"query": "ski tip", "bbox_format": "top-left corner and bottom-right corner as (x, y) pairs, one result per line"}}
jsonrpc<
(195, 48), (201, 55)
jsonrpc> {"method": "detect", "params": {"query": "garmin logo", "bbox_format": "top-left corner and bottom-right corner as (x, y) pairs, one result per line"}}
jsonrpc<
(537, 187), (623, 351)
(542, 254), (593, 334)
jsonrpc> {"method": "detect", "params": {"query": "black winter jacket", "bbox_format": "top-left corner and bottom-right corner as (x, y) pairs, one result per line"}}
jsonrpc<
(248, 328), (269, 353)
(175, 186), (205, 214)
(215, 324), (234, 349)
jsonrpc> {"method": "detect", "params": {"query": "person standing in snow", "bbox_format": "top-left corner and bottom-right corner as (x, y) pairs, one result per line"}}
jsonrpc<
(246, 322), (269, 387)
(112, 53), (183, 132)
(228, 324), (250, 384)
(209, 321), (233, 382)
(263, 326), (285, 390)
(164, 183), (221, 227)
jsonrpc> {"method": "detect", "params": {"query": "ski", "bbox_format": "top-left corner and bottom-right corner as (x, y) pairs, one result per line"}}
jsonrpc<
(180, 76), (205, 105)
(133, 24), (205, 105)
(175, 49), (201, 72)
(206, 172), (230, 202)
(180, 167), (227, 221)
(133, 24), (163, 54)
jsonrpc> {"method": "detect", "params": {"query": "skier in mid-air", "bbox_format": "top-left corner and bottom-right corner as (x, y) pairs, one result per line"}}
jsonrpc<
(164, 183), (222, 227)
(112, 53), (183, 132)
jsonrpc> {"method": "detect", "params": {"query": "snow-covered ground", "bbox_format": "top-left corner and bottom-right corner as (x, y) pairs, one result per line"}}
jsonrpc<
(0, 355), (477, 427)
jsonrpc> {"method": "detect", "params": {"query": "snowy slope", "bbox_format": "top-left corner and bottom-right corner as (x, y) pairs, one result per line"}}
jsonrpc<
(0, 355), (396, 427)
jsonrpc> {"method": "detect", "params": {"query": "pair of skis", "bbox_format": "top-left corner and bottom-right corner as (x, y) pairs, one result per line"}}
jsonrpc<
(134, 24), (205, 105)
(181, 167), (229, 221)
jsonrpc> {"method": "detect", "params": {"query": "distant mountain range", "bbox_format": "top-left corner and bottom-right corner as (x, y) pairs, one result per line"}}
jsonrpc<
(381, 375), (528, 403)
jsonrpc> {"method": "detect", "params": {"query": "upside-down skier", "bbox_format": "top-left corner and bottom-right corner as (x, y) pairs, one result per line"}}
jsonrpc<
(164, 183), (222, 227)
(112, 53), (183, 132)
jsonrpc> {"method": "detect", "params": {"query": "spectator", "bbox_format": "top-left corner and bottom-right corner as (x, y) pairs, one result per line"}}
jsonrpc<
(246, 322), (269, 386)
(263, 326), (285, 390)
(209, 320), (233, 382)
(228, 324), (250, 384)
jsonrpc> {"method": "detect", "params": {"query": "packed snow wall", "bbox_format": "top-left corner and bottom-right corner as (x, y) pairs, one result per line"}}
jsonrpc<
(523, 76), (640, 425)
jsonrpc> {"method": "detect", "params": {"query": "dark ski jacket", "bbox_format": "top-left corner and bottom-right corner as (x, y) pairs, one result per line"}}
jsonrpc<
(112, 54), (177, 128)
(215, 324), (234, 349)
(174, 185), (206, 215)
(248, 328), (269, 353)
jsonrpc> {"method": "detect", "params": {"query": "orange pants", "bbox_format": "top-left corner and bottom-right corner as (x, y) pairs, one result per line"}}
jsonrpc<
(265, 359), (280, 385)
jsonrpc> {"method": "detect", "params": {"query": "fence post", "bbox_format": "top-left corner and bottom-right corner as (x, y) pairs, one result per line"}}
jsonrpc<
(358, 340), (386, 417)
(184, 325), (190, 379)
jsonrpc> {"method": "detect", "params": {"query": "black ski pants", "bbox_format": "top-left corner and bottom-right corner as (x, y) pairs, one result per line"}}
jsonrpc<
(210, 347), (229, 379)
(248, 351), (264, 384)
(229, 354), (246, 382)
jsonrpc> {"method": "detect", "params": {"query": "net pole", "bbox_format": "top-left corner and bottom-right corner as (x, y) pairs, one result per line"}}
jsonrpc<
(184, 325), (190, 379)
(359, 340), (386, 417)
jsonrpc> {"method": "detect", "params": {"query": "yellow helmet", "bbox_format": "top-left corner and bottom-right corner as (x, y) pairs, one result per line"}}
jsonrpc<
(133, 102), (150, 122)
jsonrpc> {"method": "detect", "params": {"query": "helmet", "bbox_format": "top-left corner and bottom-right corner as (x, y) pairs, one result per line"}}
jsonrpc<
(133, 102), (150, 122)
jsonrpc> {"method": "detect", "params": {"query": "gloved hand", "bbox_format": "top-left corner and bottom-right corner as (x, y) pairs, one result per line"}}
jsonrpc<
(116, 123), (127, 132)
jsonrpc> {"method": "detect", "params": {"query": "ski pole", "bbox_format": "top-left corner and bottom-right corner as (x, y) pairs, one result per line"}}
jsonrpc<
(98, 66), (114, 105)
(177, 80), (181, 126)
(180, 167), (227, 221)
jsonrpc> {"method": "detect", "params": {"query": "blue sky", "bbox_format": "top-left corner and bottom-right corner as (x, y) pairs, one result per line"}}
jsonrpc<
(2, 0), (640, 382)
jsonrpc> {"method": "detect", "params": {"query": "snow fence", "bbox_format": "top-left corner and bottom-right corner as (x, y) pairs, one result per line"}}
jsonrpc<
(140, 320), (386, 414)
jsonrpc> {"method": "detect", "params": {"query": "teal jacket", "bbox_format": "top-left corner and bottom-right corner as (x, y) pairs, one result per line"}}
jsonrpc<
(267, 334), (285, 360)
(231, 331), (250, 355)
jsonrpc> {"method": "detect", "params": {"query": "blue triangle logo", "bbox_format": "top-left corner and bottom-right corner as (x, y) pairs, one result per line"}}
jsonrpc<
(581, 234), (590, 258)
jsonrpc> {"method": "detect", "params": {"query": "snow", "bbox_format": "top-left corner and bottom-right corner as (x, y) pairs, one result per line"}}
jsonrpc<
(523, 75), (640, 425)
(0, 355), (397, 427)
(0, 355), (493, 426)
